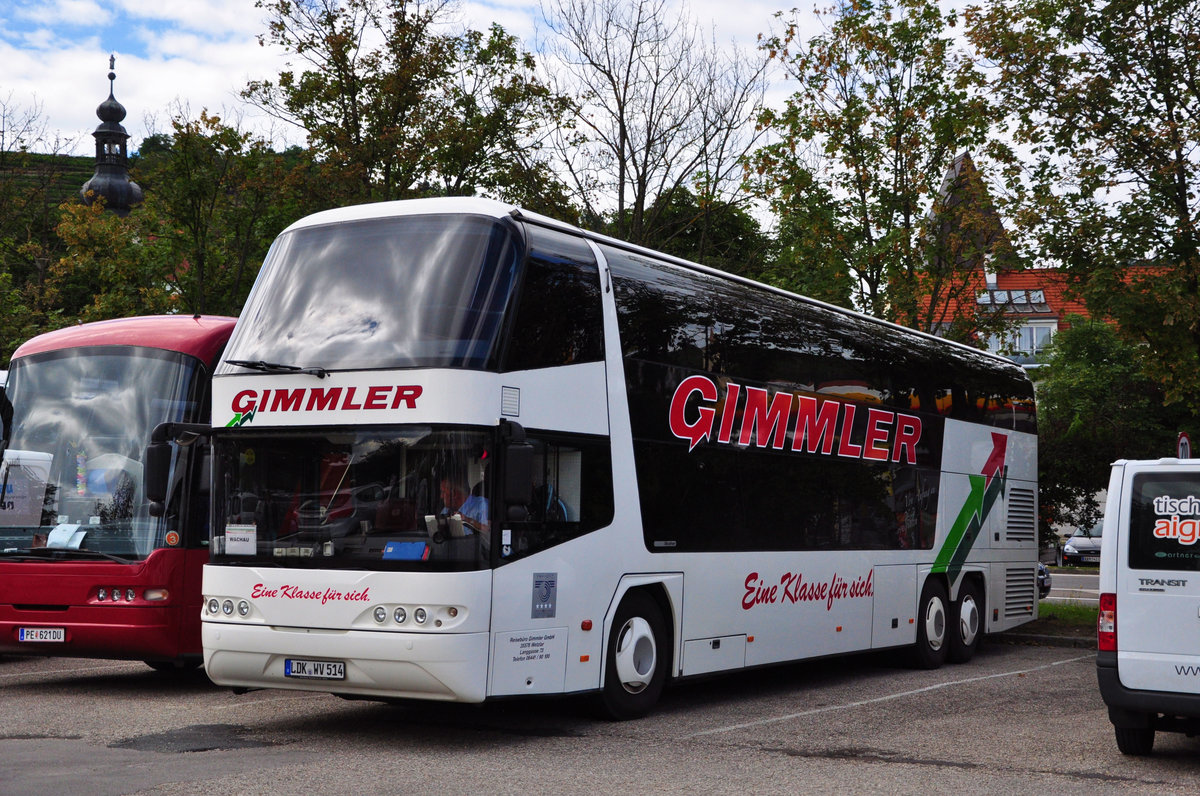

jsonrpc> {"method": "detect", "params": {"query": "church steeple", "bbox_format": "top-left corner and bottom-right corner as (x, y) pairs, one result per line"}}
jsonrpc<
(80, 55), (143, 216)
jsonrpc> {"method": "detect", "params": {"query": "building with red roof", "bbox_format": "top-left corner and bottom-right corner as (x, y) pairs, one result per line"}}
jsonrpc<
(925, 153), (1098, 370)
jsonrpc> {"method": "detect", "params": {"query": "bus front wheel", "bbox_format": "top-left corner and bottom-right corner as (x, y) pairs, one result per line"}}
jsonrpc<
(598, 590), (667, 720)
(910, 579), (949, 669)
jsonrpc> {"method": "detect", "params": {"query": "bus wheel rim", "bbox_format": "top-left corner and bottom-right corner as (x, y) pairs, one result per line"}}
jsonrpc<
(925, 595), (946, 651)
(958, 594), (980, 647)
(614, 616), (656, 694)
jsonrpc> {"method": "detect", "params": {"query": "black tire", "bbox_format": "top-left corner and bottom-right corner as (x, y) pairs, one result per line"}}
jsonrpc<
(947, 579), (983, 664)
(910, 579), (949, 669)
(597, 590), (668, 720)
(1114, 725), (1155, 756)
(144, 659), (201, 674)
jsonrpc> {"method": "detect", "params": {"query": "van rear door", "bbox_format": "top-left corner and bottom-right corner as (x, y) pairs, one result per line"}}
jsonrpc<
(1114, 463), (1200, 693)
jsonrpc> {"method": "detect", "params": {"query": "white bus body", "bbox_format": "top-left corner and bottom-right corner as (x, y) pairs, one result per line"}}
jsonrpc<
(200, 198), (1038, 717)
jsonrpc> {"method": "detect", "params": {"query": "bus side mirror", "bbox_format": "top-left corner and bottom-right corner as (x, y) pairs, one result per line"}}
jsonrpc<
(501, 420), (533, 522)
(505, 443), (533, 521)
(0, 385), (12, 461)
(144, 422), (211, 517)
(144, 440), (172, 517)
(195, 449), (211, 497)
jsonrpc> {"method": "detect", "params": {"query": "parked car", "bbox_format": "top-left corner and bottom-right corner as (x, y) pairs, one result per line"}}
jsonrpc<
(1037, 562), (1052, 599)
(1061, 522), (1103, 566)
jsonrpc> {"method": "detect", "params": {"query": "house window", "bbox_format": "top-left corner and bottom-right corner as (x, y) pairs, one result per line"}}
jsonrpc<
(987, 322), (1056, 357)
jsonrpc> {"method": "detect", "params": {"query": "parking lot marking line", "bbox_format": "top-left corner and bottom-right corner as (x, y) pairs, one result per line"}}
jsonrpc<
(685, 653), (1093, 738)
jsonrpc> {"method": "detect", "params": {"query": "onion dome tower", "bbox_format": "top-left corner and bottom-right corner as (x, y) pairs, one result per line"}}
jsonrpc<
(80, 55), (143, 216)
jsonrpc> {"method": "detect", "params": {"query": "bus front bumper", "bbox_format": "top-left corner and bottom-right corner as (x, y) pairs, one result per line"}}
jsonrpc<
(202, 620), (490, 702)
(0, 604), (188, 662)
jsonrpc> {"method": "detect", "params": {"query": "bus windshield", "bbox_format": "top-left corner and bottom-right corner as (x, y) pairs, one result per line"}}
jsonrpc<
(0, 348), (204, 560)
(212, 426), (493, 571)
(218, 214), (523, 373)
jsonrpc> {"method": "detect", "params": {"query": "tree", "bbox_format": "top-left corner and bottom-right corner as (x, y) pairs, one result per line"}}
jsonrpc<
(1035, 318), (1195, 545)
(967, 0), (1200, 405)
(0, 95), (89, 362)
(542, 0), (769, 246)
(44, 199), (178, 323)
(768, 179), (857, 308)
(424, 24), (576, 216)
(244, 0), (569, 208)
(621, 187), (772, 280)
(134, 110), (307, 316)
(754, 0), (1014, 342)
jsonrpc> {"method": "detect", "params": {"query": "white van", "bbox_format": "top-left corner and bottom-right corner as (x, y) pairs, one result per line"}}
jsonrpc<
(1097, 458), (1200, 755)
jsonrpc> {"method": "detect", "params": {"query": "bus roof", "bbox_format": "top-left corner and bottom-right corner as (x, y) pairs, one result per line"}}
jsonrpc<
(281, 197), (1023, 377)
(12, 315), (237, 366)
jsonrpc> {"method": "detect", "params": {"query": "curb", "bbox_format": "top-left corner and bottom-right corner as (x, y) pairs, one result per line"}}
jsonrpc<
(994, 632), (1096, 650)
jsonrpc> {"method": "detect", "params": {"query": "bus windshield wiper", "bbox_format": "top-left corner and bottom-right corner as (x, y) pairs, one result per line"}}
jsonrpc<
(226, 359), (327, 379)
(0, 548), (133, 564)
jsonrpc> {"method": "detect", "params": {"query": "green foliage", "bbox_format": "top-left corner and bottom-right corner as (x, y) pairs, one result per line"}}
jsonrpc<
(1036, 600), (1098, 628)
(46, 199), (178, 321)
(244, 0), (572, 209)
(133, 111), (311, 316)
(1034, 317), (1196, 544)
(754, 0), (1015, 339)
(612, 188), (772, 279)
(0, 100), (94, 363)
(968, 0), (1200, 406)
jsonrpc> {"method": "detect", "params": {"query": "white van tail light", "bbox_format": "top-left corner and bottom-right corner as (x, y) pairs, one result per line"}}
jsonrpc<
(1098, 592), (1116, 651)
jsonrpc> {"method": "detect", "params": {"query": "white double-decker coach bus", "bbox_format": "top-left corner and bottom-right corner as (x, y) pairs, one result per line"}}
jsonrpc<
(185, 197), (1037, 718)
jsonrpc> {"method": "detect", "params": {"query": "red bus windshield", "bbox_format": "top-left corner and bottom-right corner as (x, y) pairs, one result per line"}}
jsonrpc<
(1, 347), (205, 561)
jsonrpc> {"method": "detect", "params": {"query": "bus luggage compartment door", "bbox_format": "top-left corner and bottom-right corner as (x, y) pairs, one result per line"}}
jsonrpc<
(682, 635), (746, 676)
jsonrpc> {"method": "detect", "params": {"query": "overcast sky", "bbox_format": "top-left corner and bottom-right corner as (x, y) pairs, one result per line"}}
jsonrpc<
(0, 0), (800, 157)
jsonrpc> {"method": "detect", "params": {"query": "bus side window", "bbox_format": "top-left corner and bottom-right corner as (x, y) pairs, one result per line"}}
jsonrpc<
(501, 434), (613, 562)
(501, 226), (604, 372)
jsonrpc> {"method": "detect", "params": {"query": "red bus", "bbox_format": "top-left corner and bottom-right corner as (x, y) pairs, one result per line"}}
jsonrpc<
(0, 315), (235, 670)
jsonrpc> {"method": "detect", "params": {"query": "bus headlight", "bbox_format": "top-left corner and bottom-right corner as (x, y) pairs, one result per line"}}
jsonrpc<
(373, 606), (387, 623)
(393, 607), (407, 624)
(414, 607), (427, 624)
(207, 598), (220, 614)
(237, 600), (250, 617)
(222, 600), (234, 615)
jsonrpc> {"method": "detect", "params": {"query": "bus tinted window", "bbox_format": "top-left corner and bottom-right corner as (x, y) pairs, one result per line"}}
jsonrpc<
(502, 226), (605, 371)
(636, 442), (939, 552)
(213, 426), (497, 571)
(603, 244), (1030, 553)
(221, 214), (523, 372)
(0, 348), (204, 558)
(501, 432), (614, 562)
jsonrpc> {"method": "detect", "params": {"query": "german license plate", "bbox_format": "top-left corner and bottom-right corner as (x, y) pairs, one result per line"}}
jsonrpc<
(1082, 555), (1100, 563)
(284, 658), (345, 680)
(19, 627), (65, 642)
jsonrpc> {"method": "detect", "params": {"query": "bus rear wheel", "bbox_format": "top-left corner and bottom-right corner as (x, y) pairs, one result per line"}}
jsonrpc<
(910, 579), (949, 669)
(598, 590), (667, 720)
(947, 579), (982, 664)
